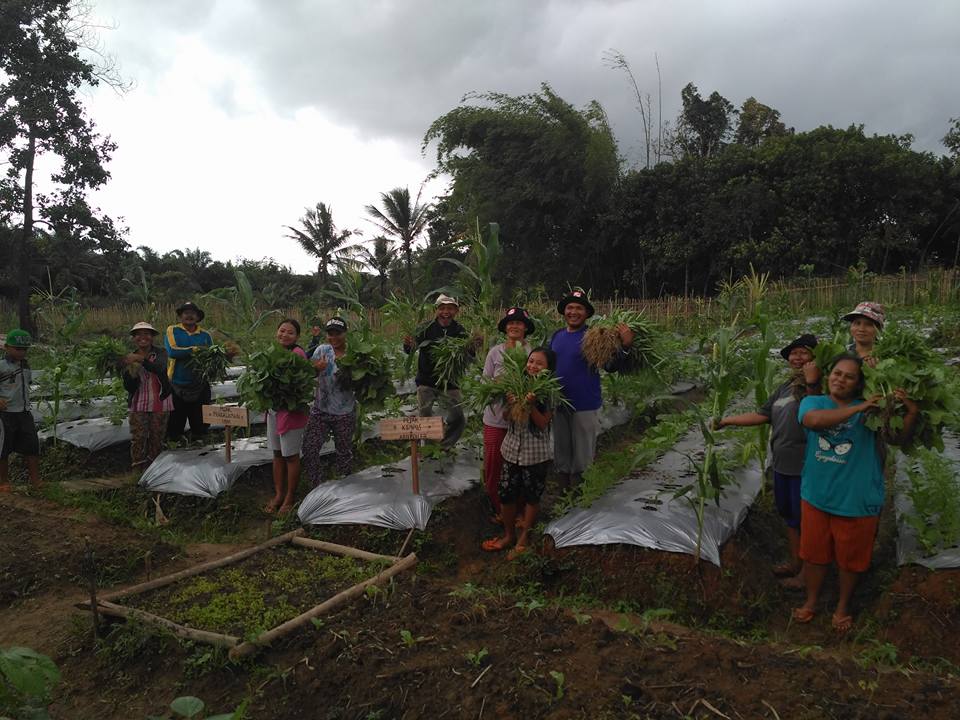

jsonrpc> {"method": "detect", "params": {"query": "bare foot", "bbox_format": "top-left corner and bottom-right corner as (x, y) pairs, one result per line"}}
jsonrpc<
(263, 498), (282, 514)
(278, 503), (295, 516)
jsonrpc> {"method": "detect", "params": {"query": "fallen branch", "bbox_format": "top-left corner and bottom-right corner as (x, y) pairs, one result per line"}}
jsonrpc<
(95, 599), (239, 649)
(291, 535), (399, 563)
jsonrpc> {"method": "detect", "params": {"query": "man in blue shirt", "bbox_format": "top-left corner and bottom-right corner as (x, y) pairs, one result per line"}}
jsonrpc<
(164, 301), (214, 441)
(549, 290), (633, 489)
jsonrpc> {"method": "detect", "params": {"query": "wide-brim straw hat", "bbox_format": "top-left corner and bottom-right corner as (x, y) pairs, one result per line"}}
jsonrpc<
(129, 322), (159, 336)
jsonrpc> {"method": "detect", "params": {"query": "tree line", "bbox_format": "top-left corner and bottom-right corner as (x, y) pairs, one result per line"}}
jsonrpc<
(3, 2), (959, 334)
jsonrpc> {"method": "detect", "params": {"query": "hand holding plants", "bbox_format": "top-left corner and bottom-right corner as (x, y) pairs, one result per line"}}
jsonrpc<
(616, 322), (635, 348)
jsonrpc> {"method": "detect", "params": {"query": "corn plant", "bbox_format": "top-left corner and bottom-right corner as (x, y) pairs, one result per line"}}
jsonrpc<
(438, 219), (501, 312)
(902, 448), (960, 556)
(202, 269), (280, 351)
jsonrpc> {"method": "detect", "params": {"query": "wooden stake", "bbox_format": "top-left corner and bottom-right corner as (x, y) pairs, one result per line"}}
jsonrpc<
(101, 528), (304, 602)
(84, 539), (100, 638)
(291, 536), (399, 563)
(229, 552), (418, 660)
(410, 440), (420, 494)
(95, 600), (240, 649)
(224, 425), (232, 463)
(397, 528), (416, 559)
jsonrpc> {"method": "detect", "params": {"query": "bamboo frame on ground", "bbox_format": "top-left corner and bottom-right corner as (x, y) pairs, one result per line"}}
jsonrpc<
(79, 527), (417, 657)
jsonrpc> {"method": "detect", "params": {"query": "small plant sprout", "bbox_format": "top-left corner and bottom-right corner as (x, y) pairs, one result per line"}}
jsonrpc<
(465, 648), (489, 667)
(572, 611), (592, 625)
(398, 629), (428, 648)
(549, 670), (566, 700)
(514, 598), (545, 617)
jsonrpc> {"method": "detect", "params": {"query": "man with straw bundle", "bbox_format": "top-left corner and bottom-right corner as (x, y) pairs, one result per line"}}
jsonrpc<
(402, 295), (476, 449)
(550, 290), (634, 489)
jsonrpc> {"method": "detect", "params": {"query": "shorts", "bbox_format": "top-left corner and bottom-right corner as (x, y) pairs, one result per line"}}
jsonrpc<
(499, 461), (549, 505)
(1, 411), (40, 459)
(773, 471), (802, 529)
(799, 500), (878, 573)
(266, 411), (305, 458)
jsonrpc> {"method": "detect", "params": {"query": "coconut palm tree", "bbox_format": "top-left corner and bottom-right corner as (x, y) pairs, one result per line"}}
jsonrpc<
(285, 202), (358, 291)
(364, 186), (430, 297)
(353, 235), (398, 300)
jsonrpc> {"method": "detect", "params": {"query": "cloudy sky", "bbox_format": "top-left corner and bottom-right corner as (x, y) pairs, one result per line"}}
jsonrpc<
(83, 0), (960, 271)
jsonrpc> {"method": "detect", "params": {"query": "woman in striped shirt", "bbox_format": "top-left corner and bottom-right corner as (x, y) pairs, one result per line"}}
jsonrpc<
(122, 322), (174, 470)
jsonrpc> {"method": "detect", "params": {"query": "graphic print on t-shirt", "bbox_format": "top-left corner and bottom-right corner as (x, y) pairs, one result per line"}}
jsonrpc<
(814, 420), (855, 466)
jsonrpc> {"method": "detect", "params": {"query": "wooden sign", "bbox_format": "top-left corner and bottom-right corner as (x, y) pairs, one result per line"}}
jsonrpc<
(379, 416), (444, 441)
(378, 416), (445, 495)
(202, 404), (249, 427)
(202, 404), (249, 463)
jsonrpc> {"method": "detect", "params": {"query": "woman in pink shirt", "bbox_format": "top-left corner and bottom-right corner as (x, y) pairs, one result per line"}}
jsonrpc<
(265, 318), (309, 515)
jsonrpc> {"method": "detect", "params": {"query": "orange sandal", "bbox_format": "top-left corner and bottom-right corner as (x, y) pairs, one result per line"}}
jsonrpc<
(792, 607), (815, 624)
(481, 537), (511, 552)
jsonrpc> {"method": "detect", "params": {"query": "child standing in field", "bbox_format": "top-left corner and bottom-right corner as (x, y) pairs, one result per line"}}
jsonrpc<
(121, 322), (174, 471)
(265, 318), (309, 515)
(482, 347), (556, 560)
(0, 329), (41, 489)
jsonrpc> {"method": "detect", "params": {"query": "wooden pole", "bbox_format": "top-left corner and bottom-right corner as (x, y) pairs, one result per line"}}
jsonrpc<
(84, 539), (100, 638)
(225, 426), (232, 463)
(228, 552), (418, 660)
(291, 536), (399, 563)
(101, 528), (304, 602)
(410, 440), (420, 494)
(95, 600), (240, 649)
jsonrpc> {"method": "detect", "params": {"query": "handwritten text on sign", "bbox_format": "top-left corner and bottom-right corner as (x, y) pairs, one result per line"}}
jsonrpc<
(379, 416), (444, 441)
(201, 404), (250, 427)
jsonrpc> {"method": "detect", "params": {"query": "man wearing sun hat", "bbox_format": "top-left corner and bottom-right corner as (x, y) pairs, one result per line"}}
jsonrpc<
(549, 289), (634, 489)
(164, 301), (214, 441)
(0, 329), (41, 488)
(402, 294), (478, 449)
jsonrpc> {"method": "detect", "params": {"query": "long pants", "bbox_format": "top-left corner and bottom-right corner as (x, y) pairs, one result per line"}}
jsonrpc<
(483, 424), (508, 513)
(302, 409), (356, 484)
(129, 411), (169, 469)
(553, 408), (600, 475)
(417, 386), (465, 449)
(167, 386), (211, 441)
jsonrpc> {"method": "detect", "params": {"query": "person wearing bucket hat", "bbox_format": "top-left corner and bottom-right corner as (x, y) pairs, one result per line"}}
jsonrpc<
(121, 322), (174, 470)
(841, 301), (884, 366)
(0, 329), (41, 488)
(715, 333), (821, 587)
(548, 289), (635, 489)
(482, 308), (534, 522)
(402, 294), (479, 449)
(302, 317), (357, 484)
(164, 301), (214, 441)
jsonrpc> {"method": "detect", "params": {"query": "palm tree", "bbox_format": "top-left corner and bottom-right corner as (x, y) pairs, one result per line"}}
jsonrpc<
(353, 235), (398, 300)
(365, 186), (431, 297)
(285, 202), (358, 290)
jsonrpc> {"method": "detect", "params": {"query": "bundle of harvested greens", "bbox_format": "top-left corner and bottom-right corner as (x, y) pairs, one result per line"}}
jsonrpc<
(189, 344), (231, 384)
(83, 337), (130, 378)
(430, 333), (481, 389)
(236, 343), (316, 412)
(811, 336), (847, 376)
(469, 346), (571, 424)
(581, 309), (664, 371)
(863, 326), (960, 453)
(334, 335), (393, 408)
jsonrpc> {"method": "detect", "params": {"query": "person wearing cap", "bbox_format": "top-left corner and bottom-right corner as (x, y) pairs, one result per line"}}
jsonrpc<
(715, 334), (821, 587)
(121, 322), (174, 470)
(402, 294), (478, 449)
(549, 289), (634, 488)
(164, 301), (214, 441)
(842, 301), (885, 367)
(482, 307), (534, 522)
(0, 329), (41, 488)
(305, 318), (324, 358)
(302, 317), (357, 483)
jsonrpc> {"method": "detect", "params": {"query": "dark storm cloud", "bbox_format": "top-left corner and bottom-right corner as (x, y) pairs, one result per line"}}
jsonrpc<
(102, 0), (960, 158)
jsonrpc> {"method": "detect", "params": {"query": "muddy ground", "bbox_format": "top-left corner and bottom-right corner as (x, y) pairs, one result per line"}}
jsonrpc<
(1, 427), (958, 719)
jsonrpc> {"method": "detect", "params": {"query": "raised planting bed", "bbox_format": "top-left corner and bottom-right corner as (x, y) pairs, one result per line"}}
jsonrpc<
(80, 529), (416, 659)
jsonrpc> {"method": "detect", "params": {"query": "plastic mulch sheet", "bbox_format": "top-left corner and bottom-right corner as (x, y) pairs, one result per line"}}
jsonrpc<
(38, 417), (131, 452)
(544, 428), (762, 567)
(894, 434), (960, 569)
(297, 447), (482, 530)
(138, 435), (343, 498)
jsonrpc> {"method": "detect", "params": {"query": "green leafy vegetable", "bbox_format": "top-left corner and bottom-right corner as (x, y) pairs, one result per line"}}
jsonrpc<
(236, 344), (316, 412)
(334, 336), (394, 408)
(901, 448), (960, 556)
(429, 333), (480, 390)
(467, 345), (571, 423)
(189, 344), (231, 384)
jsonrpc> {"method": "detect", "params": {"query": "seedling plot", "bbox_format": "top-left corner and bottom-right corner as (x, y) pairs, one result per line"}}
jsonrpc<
(81, 529), (417, 659)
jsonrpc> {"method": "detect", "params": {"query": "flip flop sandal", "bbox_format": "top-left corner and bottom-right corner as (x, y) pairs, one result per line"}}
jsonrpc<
(773, 562), (801, 578)
(481, 538), (510, 552)
(792, 607), (816, 624)
(832, 614), (853, 635)
(507, 545), (528, 561)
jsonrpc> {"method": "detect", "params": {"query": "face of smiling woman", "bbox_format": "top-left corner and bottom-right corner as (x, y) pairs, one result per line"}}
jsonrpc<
(849, 316), (879, 349)
(828, 359), (862, 401)
(276, 322), (299, 348)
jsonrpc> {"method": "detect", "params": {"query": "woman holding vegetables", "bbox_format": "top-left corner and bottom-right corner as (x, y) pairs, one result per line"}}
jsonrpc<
(121, 322), (173, 470)
(265, 318), (309, 515)
(793, 354), (918, 634)
(715, 334), (821, 588)
(842, 301), (884, 367)
(482, 308), (534, 523)
(302, 317), (356, 483)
